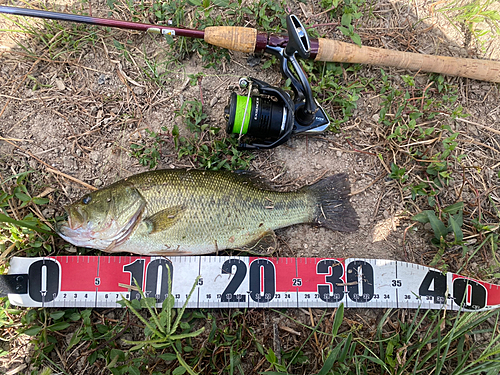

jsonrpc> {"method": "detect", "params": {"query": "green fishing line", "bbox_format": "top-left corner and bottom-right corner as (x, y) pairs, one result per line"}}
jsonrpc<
(231, 94), (252, 134)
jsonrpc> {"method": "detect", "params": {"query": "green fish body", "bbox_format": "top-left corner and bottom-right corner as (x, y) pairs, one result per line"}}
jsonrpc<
(57, 169), (358, 255)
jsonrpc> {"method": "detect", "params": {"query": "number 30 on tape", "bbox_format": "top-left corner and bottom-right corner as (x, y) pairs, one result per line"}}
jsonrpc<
(3, 256), (500, 311)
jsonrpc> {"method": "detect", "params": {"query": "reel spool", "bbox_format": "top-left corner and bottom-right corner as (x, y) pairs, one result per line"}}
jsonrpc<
(224, 15), (330, 150)
(224, 78), (294, 150)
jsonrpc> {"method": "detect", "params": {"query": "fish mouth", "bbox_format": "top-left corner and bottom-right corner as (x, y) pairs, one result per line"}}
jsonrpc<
(57, 206), (85, 231)
(55, 209), (88, 246)
(55, 207), (77, 236)
(56, 201), (145, 251)
(55, 214), (68, 236)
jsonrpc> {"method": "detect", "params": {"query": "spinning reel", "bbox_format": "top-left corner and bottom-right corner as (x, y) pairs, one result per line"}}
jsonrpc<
(224, 15), (330, 150)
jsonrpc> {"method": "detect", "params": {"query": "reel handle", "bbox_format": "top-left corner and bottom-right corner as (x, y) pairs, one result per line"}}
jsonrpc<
(285, 15), (310, 59)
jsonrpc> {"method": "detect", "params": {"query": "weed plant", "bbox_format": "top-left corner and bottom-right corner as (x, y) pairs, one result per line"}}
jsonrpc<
(0, 170), (53, 257)
(172, 99), (255, 171)
(320, 0), (365, 45)
(435, 0), (500, 52)
(128, 99), (254, 171)
(129, 128), (165, 170)
(300, 60), (368, 129)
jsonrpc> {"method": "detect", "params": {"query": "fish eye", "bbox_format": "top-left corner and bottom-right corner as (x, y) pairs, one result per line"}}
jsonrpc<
(82, 195), (92, 205)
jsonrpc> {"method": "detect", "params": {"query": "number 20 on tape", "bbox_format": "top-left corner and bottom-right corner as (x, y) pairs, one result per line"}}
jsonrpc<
(5, 256), (500, 311)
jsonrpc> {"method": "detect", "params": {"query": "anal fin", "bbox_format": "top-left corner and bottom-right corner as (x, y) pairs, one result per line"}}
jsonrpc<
(237, 230), (278, 256)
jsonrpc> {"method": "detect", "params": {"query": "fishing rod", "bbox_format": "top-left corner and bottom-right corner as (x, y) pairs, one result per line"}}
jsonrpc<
(1, 6), (500, 149)
(2, 5), (499, 83)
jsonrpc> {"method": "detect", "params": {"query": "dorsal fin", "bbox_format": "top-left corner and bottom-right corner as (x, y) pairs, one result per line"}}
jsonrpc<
(232, 170), (275, 191)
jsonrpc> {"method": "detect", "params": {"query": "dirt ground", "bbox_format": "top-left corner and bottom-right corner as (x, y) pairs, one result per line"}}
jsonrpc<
(0, 0), (499, 372)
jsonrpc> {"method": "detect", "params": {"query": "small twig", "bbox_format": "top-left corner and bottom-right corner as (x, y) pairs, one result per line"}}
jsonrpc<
(198, 76), (204, 105)
(53, 345), (68, 373)
(0, 242), (16, 263)
(351, 173), (386, 196)
(403, 222), (417, 245)
(420, 82), (434, 112)
(279, 325), (301, 336)
(252, 357), (267, 373)
(462, 226), (500, 241)
(377, 154), (391, 174)
(46, 168), (97, 191)
(118, 283), (141, 292)
(308, 308), (320, 349)
(309, 21), (340, 28)
(309, 170), (329, 185)
(450, 115), (500, 136)
(344, 136), (377, 156)
(372, 188), (386, 218)
(458, 138), (500, 155)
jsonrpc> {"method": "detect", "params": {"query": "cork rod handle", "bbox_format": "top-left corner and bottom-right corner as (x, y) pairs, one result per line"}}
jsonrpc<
(204, 26), (257, 53)
(315, 38), (500, 83)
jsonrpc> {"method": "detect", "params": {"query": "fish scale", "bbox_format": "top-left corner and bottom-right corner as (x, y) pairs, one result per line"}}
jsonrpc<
(131, 170), (312, 253)
(57, 169), (358, 255)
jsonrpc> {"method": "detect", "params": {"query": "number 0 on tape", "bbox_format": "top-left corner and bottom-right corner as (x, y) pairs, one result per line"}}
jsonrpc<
(2, 256), (499, 311)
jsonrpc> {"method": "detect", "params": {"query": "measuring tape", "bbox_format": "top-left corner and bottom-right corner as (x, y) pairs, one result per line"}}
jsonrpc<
(2, 256), (499, 311)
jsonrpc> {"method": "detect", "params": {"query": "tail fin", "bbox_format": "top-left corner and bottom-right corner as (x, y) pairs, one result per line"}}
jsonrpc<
(305, 173), (359, 232)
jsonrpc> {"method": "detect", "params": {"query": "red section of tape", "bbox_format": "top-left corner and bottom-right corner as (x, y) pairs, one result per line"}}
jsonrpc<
(296, 258), (346, 293)
(54, 256), (98, 292)
(249, 257), (298, 293)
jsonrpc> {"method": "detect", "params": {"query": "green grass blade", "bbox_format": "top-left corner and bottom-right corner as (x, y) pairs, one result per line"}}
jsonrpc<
(170, 275), (200, 334)
(0, 213), (52, 234)
(121, 297), (165, 339)
(169, 327), (206, 341)
(331, 303), (344, 338)
(314, 349), (337, 375)
(122, 338), (170, 345)
(174, 344), (198, 375)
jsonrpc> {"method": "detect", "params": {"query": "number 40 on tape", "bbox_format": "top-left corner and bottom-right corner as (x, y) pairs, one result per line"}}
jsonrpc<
(2, 256), (499, 311)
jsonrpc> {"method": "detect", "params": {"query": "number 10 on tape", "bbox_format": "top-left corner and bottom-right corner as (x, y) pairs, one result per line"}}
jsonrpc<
(5, 256), (500, 311)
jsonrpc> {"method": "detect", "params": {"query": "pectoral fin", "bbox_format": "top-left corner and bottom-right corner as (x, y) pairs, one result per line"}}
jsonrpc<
(144, 205), (184, 234)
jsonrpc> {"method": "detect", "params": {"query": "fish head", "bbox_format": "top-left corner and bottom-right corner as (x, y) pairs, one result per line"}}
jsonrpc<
(57, 182), (145, 251)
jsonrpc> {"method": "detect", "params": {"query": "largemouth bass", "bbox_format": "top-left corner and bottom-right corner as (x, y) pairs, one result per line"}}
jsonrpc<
(57, 169), (358, 255)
